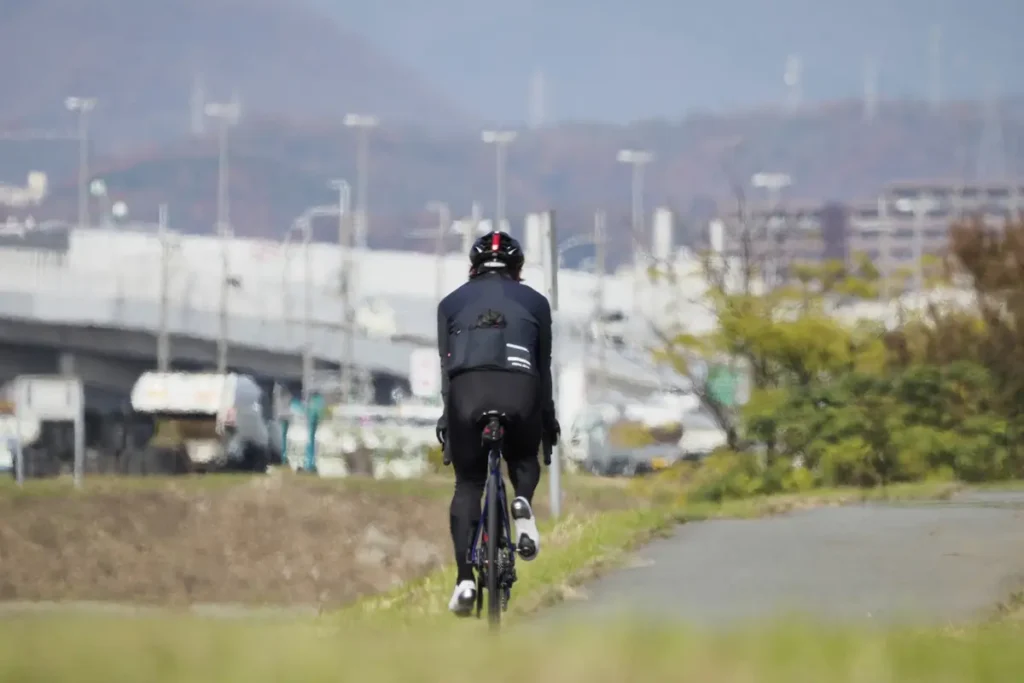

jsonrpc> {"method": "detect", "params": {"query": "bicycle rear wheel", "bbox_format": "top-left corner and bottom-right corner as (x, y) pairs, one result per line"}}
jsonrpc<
(485, 467), (501, 628)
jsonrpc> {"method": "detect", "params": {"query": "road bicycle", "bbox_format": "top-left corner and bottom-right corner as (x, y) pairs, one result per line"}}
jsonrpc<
(467, 410), (518, 628)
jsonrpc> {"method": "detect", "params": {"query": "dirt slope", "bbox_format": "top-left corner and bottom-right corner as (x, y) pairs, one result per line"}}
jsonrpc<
(0, 474), (450, 609)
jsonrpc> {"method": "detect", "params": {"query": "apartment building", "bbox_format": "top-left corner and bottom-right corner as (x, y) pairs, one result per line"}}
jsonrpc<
(712, 180), (1023, 286)
(849, 180), (1023, 275)
(710, 201), (848, 276)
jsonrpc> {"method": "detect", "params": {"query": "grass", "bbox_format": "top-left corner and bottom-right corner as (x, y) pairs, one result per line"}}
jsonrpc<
(0, 474), (1015, 681)
(1, 613), (1022, 682)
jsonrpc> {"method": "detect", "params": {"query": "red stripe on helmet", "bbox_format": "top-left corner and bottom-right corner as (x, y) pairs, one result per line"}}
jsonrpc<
(491, 232), (500, 251)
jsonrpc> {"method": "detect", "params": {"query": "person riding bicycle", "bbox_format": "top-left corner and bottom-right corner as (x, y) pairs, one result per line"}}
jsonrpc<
(435, 229), (560, 616)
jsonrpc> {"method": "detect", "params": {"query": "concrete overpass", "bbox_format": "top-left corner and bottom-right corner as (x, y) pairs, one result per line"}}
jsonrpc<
(0, 290), (421, 410)
(0, 226), (694, 404)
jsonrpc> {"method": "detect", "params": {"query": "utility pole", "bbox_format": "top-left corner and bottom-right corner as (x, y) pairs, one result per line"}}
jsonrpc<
(205, 101), (240, 373)
(330, 179), (355, 404)
(344, 114), (378, 249)
(616, 149), (653, 317)
(65, 96), (96, 231)
(156, 204), (171, 371)
(482, 130), (517, 229)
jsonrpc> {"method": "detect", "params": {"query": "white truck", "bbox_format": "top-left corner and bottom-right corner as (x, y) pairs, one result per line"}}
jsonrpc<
(0, 375), (86, 479)
(125, 371), (281, 474)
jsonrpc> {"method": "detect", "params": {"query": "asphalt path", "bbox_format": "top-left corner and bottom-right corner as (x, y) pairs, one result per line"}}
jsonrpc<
(543, 490), (1024, 626)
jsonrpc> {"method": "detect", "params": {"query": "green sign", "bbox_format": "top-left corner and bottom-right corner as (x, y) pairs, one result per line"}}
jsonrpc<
(707, 365), (740, 406)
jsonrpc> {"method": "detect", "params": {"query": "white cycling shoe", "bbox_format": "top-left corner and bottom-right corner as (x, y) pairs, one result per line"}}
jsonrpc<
(448, 579), (477, 616)
(511, 496), (540, 561)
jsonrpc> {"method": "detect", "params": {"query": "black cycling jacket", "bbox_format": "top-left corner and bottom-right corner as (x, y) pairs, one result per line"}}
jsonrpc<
(436, 271), (555, 425)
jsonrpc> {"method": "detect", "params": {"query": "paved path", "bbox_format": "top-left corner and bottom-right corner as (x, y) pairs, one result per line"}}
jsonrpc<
(543, 491), (1024, 626)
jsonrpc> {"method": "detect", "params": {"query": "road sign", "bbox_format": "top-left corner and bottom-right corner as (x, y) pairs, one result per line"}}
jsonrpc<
(12, 375), (83, 420)
(707, 365), (740, 406)
(409, 348), (440, 399)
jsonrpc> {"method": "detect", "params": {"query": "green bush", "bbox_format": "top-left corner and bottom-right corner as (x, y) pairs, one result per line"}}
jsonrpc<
(687, 450), (766, 503)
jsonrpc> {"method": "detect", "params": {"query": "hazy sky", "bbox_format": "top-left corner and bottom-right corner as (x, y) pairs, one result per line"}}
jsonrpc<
(318, 0), (1024, 123)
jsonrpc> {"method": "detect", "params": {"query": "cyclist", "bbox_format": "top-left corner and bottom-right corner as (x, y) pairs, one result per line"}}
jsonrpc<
(435, 230), (560, 615)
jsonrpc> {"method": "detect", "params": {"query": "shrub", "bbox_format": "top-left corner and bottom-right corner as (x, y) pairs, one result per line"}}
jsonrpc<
(687, 450), (765, 503)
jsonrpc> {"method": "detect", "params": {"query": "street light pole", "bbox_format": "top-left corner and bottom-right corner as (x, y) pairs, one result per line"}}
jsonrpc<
(616, 149), (653, 316)
(298, 217), (314, 402)
(344, 114), (378, 250)
(205, 101), (241, 373)
(427, 201), (451, 304)
(593, 211), (607, 408)
(157, 203), (172, 371)
(481, 130), (517, 229)
(329, 179), (354, 404)
(65, 96), (96, 231)
(288, 203), (345, 400)
(540, 211), (562, 519)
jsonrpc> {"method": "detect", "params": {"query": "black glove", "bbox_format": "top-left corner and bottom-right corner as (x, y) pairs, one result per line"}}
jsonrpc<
(435, 417), (450, 466)
(544, 416), (561, 447)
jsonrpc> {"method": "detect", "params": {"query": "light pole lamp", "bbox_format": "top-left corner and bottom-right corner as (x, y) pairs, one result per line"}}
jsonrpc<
(751, 172), (792, 205)
(344, 114), (378, 250)
(481, 130), (517, 229)
(65, 96), (96, 230)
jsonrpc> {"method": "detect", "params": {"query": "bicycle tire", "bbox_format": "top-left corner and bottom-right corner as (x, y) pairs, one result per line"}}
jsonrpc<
(486, 462), (501, 628)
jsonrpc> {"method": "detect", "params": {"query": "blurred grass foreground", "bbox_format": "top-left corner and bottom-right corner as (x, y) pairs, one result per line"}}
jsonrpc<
(1, 612), (1021, 683)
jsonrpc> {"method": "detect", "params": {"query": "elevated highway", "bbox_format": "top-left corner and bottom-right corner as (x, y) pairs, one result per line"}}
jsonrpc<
(0, 226), (694, 405)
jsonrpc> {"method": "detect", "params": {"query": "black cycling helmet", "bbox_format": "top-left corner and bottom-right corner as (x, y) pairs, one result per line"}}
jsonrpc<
(469, 230), (525, 274)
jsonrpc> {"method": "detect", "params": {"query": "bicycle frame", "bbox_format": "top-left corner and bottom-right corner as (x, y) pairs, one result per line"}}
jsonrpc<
(469, 444), (514, 569)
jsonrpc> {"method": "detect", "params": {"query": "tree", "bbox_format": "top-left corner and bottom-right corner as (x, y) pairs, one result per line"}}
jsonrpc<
(648, 193), (882, 460)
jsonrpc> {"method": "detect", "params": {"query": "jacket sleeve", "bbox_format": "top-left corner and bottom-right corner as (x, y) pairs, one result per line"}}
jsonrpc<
(436, 302), (450, 426)
(537, 296), (556, 421)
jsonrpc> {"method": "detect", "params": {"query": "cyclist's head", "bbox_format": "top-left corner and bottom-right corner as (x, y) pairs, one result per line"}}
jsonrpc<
(468, 230), (525, 280)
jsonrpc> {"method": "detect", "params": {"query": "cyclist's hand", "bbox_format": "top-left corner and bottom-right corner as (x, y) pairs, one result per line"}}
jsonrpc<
(546, 417), (561, 446)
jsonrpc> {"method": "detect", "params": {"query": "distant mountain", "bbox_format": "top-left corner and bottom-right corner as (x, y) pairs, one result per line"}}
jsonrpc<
(315, 0), (1024, 123)
(0, 0), (470, 147)
(22, 100), (1024, 263)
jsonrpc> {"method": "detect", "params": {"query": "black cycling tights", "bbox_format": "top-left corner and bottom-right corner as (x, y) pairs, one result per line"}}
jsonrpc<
(446, 371), (543, 583)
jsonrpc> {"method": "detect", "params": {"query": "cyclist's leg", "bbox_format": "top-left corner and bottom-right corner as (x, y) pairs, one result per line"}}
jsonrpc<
(505, 429), (542, 560)
(446, 373), (489, 612)
(498, 375), (544, 560)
